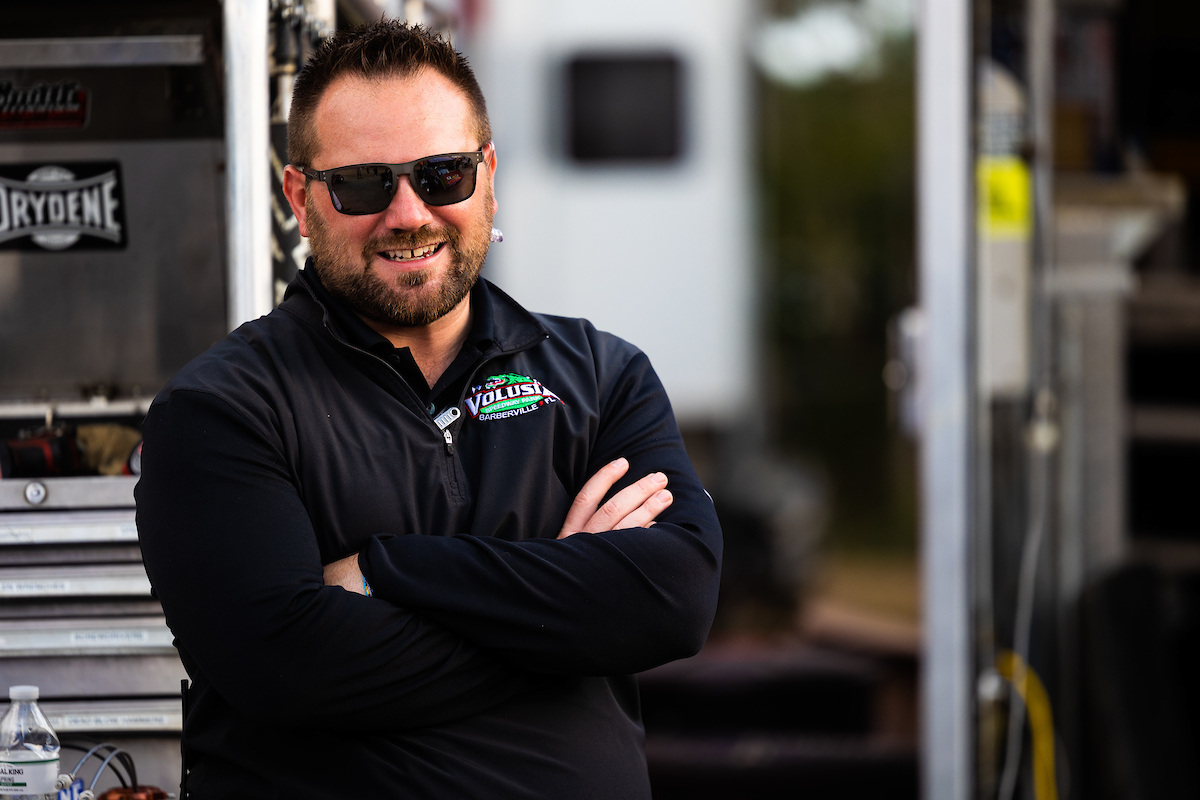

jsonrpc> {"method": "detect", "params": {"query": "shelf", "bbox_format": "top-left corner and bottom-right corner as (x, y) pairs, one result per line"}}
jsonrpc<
(1129, 405), (1200, 444)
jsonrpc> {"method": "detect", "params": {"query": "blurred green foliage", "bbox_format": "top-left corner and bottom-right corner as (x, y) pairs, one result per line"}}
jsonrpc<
(758, 31), (918, 553)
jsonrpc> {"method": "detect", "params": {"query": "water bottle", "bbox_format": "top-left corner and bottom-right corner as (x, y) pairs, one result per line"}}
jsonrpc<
(0, 686), (61, 800)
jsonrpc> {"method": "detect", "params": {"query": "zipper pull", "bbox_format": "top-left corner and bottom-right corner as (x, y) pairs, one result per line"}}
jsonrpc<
(434, 406), (461, 455)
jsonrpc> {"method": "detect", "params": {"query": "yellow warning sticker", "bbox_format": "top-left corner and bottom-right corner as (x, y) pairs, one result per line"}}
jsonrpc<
(977, 156), (1031, 238)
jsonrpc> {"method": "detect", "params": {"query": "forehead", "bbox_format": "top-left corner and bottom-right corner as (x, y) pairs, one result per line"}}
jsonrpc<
(311, 69), (477, 166)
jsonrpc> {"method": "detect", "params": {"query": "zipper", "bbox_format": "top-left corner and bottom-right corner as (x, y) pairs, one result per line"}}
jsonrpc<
(433, 406), (460, 454)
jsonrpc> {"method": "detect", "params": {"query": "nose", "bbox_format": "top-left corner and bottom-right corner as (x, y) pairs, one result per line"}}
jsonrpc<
(381, 174), (435, 230)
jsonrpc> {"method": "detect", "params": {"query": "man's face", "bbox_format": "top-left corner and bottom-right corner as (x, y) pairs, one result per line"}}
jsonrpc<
(286, 70), (497, 329)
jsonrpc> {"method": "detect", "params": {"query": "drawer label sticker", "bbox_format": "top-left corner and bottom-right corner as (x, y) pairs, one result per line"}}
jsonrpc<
(0, 528), (34, 543)
(0, 579), (70, 595)
(49, 713), (174, 731)
(70, 629), (151, 645)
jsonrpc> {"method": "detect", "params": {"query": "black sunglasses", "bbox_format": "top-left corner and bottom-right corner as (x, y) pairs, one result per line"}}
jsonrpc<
(298, 147), (488, 215)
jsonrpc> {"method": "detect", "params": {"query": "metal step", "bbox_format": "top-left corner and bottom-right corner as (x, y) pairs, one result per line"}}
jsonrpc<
(0, 476), (136, 512)
(0, 509), (137, 547)
(0, 616), (174, 657)
(0, 564), (151, 599)
(42, 698), (182, 734)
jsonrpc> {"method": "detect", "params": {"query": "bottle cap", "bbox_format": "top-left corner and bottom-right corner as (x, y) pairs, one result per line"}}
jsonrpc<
(8, 685), (38, 701)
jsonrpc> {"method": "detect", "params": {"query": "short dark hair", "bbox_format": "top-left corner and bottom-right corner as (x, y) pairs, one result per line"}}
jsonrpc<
(287, 20), (491, 167)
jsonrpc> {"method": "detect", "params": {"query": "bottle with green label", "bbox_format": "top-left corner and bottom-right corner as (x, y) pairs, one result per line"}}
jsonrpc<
(0, 686), (61, 799)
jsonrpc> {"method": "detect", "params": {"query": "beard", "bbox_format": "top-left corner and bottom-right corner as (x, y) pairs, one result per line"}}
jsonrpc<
(305, 184), (493, 328)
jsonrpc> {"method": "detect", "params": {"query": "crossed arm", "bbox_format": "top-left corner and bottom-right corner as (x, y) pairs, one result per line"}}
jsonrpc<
(324, 457), (673, 592)
(139, 388), (717, 729)
(320, 349), (723, 676)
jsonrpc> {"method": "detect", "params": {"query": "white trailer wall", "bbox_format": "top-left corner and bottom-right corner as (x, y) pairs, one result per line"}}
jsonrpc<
(463, 0), (757, 428)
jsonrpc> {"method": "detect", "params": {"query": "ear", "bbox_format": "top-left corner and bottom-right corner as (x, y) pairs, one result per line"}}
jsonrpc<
(282, 165), (312, 237)
(485, 142), (499, 215)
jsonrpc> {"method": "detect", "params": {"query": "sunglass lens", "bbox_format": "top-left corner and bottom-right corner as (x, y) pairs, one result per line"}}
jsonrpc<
(328, 165), (395, 215)
(412, 155), (478, 206)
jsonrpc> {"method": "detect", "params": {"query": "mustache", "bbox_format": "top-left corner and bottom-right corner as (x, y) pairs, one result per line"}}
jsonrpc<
(364, 226), (460, 253)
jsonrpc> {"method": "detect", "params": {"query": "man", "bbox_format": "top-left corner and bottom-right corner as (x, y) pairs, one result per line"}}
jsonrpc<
(136, 20), (721, 799)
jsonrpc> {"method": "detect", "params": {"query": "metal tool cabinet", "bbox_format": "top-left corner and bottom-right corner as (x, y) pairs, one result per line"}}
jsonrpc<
(0, 476), (185, 790)
(0, 0), (274, 792)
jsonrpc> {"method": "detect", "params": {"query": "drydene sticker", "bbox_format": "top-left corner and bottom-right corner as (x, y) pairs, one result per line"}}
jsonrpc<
(0, 755), (60, 794)
(0, 162), (126, 251)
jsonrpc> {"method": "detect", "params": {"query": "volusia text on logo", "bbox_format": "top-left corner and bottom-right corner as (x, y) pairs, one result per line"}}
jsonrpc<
(0, 162), (126, 251)
(465, 373), (564, 422)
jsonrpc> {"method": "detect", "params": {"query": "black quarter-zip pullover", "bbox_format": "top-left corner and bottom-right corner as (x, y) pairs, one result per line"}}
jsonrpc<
(135, 267), (722, 799)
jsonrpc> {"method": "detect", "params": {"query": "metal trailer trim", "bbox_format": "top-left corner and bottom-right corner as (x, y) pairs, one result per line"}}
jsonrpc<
(223, 0), (274, 328)
(0, 398), (152, 421)
(0, 35), (205, 68)
(917, 0), (975, 797)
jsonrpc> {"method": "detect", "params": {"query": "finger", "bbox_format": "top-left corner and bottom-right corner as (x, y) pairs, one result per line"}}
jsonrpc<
(582, 471), (668, 533)
(614, 489), (673, 529)
(557, 457), (630, 538)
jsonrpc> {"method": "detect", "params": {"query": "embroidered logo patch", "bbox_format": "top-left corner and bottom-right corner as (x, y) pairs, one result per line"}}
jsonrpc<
(465, 373), (563, 421)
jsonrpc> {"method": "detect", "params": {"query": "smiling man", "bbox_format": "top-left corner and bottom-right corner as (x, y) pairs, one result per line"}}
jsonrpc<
(136, 20), (722, 800)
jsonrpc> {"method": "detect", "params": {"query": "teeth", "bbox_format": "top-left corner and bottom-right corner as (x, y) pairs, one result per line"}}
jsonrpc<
(383, 243), (440, 261)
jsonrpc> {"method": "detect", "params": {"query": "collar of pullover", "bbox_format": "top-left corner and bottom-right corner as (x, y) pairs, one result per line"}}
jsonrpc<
(282, 261), (550, 358)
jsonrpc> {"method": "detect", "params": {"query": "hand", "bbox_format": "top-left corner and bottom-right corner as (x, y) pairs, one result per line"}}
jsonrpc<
(557, 457), (673, 539)
(324, 553), (367, 594)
